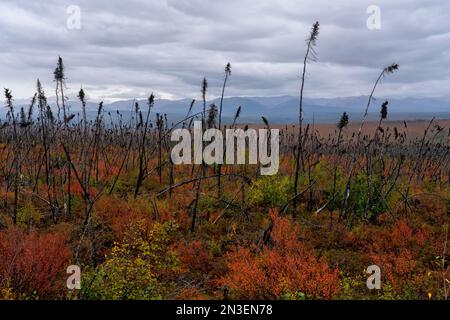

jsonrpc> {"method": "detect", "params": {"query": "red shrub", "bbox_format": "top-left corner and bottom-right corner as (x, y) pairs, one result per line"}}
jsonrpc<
(367, 220), (431, 293)
(220, 210), (340, 299)
(0, 225), (71, 298)
(177, 240), (213, 275)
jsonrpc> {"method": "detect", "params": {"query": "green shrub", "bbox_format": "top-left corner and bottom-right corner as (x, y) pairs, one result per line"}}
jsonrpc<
(248, 175), (292, 208)
(82, 220), (179, 299)
(17, 202), (42, 226)
(347, 172), (389, 220)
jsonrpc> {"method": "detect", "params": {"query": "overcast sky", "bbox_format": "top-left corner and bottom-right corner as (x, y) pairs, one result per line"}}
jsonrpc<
(1, 0), (450, 102)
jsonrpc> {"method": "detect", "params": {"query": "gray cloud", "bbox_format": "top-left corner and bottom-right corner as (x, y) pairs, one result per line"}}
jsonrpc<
(1, 0), (450, 102)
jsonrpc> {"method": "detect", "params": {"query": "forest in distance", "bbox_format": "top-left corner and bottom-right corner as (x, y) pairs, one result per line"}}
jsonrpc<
(0, 21), (448, 301)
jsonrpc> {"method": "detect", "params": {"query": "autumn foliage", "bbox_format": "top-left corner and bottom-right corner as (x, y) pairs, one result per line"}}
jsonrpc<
(0, 225), (70, 298)
(221, 210), (340, 299)
(0, 55), (448, 300)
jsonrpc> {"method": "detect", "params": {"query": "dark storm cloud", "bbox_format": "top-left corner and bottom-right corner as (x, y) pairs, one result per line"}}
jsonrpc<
(1, 0), (450, 101)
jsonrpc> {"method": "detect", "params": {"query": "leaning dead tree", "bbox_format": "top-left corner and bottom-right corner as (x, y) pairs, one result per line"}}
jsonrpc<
(293, 21), (320, 216)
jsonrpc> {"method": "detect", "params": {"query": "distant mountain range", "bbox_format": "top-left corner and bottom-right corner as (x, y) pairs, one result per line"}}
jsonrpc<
(3, 95), (450, 124)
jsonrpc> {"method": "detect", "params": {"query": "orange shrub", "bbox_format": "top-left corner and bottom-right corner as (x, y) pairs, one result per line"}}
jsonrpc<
(220, 210), (340, 299)
(94, 195), (152, 238)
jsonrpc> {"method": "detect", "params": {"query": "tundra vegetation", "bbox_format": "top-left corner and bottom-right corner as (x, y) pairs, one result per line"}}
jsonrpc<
(0, 22), (448, 300)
